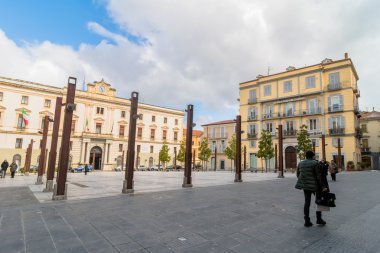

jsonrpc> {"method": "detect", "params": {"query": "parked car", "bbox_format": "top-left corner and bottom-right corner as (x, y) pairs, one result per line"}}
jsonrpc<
(137, 165), (147, 171)
(70, 165), (93, 173)
(150, 165), (163, 171)
(167, 165), (182, 171)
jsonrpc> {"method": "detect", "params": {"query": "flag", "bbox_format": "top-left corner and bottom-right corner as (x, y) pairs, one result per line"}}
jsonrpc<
(22, 109), (29, 126)
(111, 122), (114, 134)
(85, 118), (89, 132)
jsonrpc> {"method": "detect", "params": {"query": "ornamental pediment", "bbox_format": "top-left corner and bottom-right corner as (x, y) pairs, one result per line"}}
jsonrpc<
(118, 119), (128, 124)
(94, 117), (105, 122)
(161, 126), (169, 130)
(149, 124), (157, 129)
(0, 105), (6, 111)
(15, 107), (31, 113)
(137, 122), (145, 127)
(39, 110), (54, 117)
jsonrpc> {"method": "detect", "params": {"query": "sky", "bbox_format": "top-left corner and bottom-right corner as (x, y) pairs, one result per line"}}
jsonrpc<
(1, 0), (380, 129)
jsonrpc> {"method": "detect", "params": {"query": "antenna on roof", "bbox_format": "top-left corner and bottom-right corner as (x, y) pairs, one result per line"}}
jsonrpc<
(267, 66), (272, 75)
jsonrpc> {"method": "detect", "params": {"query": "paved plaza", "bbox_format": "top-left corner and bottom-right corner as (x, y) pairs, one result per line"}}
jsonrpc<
(0, 171), (380, 253)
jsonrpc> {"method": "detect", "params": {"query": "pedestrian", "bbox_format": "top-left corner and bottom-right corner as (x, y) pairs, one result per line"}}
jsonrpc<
(295, 151), (328, 227)
(84, 164), (89, 175)
(9, 161), (17, 178)
(319, 159), (330, 187)
(1, 159), (9, 178)
(329, 160), (338, 182)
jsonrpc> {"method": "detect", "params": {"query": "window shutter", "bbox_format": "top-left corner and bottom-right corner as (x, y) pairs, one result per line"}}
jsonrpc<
(339, 94), (343, 108)
(341, 117), (345, 128)
(328, 96), (331, 109)
(316, 119), (320, 130)
(328, 118), (332, 129)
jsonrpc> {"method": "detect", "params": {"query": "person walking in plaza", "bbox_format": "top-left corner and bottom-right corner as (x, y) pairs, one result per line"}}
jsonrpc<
(319, 159), (330, 187)
(1, 159), (9, 178)
(9, 161), (18, 178)
(84, 164), (89, 175)
(295, 151), (328, 227)
(329, 160), (338, 182)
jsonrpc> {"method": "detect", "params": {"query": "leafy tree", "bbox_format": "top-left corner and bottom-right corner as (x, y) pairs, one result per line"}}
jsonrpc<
(176, 140), (186, 165)
(225, 134), (237, 171)
(295, 124), (313, 160)
(257, 130), (274, 172)
(159, 142), (171, 170)
(198, 137), (211, 170)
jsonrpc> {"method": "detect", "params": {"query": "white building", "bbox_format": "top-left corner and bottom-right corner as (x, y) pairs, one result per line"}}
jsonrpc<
(0, 76), (184, 171)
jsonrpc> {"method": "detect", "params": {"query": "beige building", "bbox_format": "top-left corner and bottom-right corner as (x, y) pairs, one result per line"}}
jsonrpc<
(239, 53), (361, 171)
(0, 76), (184, 171)
(360, 110), (380, 170)
(182, 129), (203, 165)
(202, 120), (236, 171)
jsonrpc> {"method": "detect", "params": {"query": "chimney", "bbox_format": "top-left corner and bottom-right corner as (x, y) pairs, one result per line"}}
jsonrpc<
(344, 52), (348, 59)
(373, 107), (375, 112)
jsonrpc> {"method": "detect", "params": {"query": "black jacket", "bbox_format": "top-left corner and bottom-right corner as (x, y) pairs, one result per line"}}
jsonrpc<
(295, 159), (326, 192)
(1, 161), (9, 171)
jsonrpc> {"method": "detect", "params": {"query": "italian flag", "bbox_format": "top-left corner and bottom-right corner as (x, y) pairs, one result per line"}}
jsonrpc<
(22, 109), (29, 126)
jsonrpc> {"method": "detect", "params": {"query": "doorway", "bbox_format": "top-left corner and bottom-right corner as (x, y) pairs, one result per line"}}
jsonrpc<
(220, 160), (225, 170)
(333, 155), (345, 170)
(285, 146), (297, 171)
(89, 146), (102, 170)
(250, 153), (257, 170)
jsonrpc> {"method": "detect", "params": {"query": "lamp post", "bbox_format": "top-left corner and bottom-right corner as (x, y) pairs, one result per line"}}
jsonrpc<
(122, 92), (139, 194)
(234, 115), (242, 182)
(44, 97), (62, 192)
(337, 138), (342, 170)
(243, 145), (247, 171)
(278, 124), (284, 178)
(214, 147), (217, 171)
(36, 115), (51, 185)
(183, 104), (194, 188)
(173, 147), (177, 170)
(53, 77), (76, 200)
(321, 134), (326, 161)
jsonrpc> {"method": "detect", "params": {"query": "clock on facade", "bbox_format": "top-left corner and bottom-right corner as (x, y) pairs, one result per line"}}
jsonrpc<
(99, 86), (105, 93)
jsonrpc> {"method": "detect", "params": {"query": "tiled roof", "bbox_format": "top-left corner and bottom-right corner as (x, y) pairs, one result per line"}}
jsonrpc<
(360, 111), (380, 120)
(201, 119), (236, 127)
(183, 129), (204, 137)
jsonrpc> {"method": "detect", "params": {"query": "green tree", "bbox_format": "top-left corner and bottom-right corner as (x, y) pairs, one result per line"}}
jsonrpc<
(257, 130), (274, 172)
(225, 134), (237, 171)
(176, 140), (186, 166)
(295, 124), (313, 160)
(159, 142), (171, 170)
(198, 137), (211, 170)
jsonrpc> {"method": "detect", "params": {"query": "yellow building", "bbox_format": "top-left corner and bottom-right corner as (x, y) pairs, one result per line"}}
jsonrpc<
(239, 53), (361, 171)
(360, 110), (380, 170)
(182, 129), (203, 165)
(202, 120), (236, 171)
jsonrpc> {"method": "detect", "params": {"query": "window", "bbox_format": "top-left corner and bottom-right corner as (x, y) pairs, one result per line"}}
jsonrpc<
(362, 139), (369, 148)
(150, 145), (154, 153)
(361, 124), (368, 133)
(212, 128), (216, 138)
(220, 140), (225, 152)
(21, 96), (28, 105)
(71, 121), (76, 133)
(17, 114), (26, 129)
(174, 132), (178, 141)
(308, 119), (320, 131)
(15, 138), (23, 149)
(152, 115), (156, 122)
(140, 114), (143, 120)
(137, 127), (143, 138)
(211, 141), (216, 152)
(175, 119), (178, 125)
(307, 99), (318, 114)
(328, 116), (344, 129)
(328, 95), (343, 112)
(329, 72), (340, 85)
(264, 85), (271, 96)
(121, 111), (126, 118)
(163, 130), (167, 140)
(248, 107), (257, 120)
(332, 138), (343, 147)
(284, 103), (295, 116)
(306, 76), (316, 89)
(311, 139), (319, 147)
(119, 144), (123, 152)
(0, 92), (3, 101)
(44, 99), (51, 108)
(220, 127), (225, 138)
(283, 81), (292, 93)
(96, 123), (102, 134)
(249, 140), (256, 148)
(264, 104), (274, 118)
(248, 124), (257, 134)
(96, 107), (104, 115)
(265, 122), (274, 133)
(249, 89), (257, 103)
(284, 121), (295, 131)
(150, 129), (155, 139)
(119, 125), (125, 137)
(164, 117), (167, 124)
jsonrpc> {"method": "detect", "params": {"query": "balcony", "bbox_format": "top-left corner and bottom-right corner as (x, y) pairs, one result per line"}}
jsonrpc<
(355, 127), (363, 139)
(328, 104), (343, 113)
(283, 130), (297, 137)
(248, 97), (257, 104)
(247, 133), (257, 139)
(212, 133), (229, 139)
(361, 147), (371, 153)
(308, 130), (322, 137)
(303, 107), (322, 116)
(262, 113), (274, 120)
(247, 115), (258, 121)
(328, 83), (342, 91)
(329, 128), (345, 136)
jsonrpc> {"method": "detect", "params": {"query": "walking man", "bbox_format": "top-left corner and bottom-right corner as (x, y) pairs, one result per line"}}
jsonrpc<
(9, 161), (18, 178)
(295, 151), (328, 227)
(84, 164), (89, 175)
(1, 159), (9, 178)
(329, 160), (338, 181)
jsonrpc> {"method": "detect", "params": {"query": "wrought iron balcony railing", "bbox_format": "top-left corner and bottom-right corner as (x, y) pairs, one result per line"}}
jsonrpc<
(329, 128), (345, 136)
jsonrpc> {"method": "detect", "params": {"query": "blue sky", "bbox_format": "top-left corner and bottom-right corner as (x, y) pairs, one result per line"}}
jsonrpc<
(0, 0), (379, 128)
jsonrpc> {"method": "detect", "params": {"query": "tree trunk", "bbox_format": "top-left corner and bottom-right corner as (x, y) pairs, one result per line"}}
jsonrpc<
(265, 159), (268, 173)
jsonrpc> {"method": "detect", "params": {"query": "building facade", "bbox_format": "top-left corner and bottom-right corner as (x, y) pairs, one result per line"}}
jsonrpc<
(240, 53), (361, 171)
(202, 120), (236, 171)
(182, 129), (203, 165)
(360, 110), (380, 170)
(0, 76), (184, 171)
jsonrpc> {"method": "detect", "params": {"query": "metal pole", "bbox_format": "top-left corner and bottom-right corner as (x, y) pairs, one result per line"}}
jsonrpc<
(234, 115), (242, 182)
(275, 144), (278, 173)
(337, 138), (342, 170)
(193, 149), (196, 171)
(122, 92), (139, 193)
(183, 104), (193, 187)
(53, 77), (76, 200)
(278, 124), (284, 178)
(174, 147), (177, 170)
(121, 150), (125, 171)
(24, 140), (33, 175)
(321, 134), (326, 161)
(44, 97), (62, 192)
(36, 116), (50, 184)
(243, 145), (247, 172)
(214, 147), (217, 171)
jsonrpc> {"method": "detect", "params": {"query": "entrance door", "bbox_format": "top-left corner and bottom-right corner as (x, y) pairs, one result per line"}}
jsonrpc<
(250, 153), (257, 170)
(220, 160), (225, 170)
(89, 146), (103, 170)
(211, 157), (215, 170)
(333, 155), (345, 170)
(285, 146), (297, 170)
(362, 156), (372, 169)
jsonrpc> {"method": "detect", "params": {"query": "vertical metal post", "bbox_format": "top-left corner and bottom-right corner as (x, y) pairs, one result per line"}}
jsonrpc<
(36, 116), (50, 184)
(92, 152), (95, 169)
(53, 77), (76, 200)
(173, 147), (177, 170)
(337, 138), (342, 170)
(44, 97), (62, 192)
(24, 140), (33, 175)
(321, 134), (326, 161)
(278, 124), (284, 178)
(243, 145), (247, 171)
(275, 144), (278, 173)
(214, 147), (217, 171)
(234, 115), (242, 182)
(122, 92), (139, 193)
(121, 150), (125, 171)
(192, 149), (196, 171)
(183, 105), (193, 187)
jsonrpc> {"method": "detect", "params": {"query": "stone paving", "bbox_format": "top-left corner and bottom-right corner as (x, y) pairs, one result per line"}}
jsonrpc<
(0, 171), (380, 252)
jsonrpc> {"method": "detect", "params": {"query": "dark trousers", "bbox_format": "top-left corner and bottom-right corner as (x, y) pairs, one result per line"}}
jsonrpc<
(304, 190), (322, 218)
(11, 171), (15, 178)
(331, 173), (336, 181)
